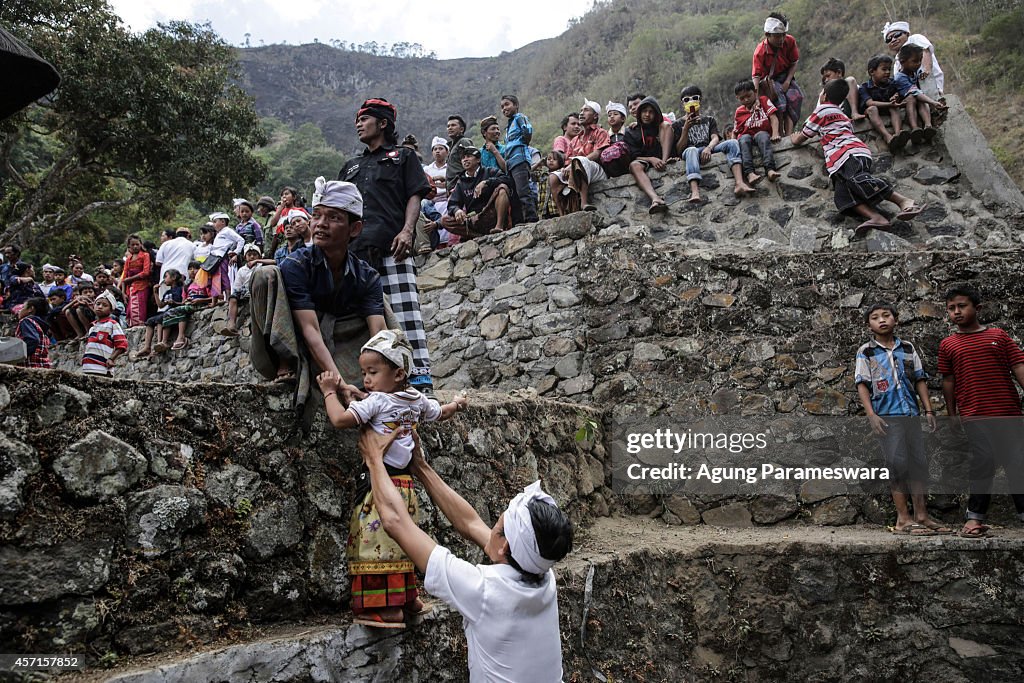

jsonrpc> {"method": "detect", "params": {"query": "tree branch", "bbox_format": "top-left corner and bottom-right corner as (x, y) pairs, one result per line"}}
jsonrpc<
(0, 196), (144, 248)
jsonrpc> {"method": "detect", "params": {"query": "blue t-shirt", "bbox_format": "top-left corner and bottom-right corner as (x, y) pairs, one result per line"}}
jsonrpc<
(504, 112), (533, 168)
(854, 337), (928, 416)
(894, 70), (922, 98)
(279, 245), (384, 319)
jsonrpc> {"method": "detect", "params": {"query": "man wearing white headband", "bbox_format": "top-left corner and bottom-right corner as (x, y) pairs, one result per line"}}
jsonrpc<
(359, 428), (573, 681)
(752, 11), (804, 136)
(422, 135), (452, 248)
(883, 20), (944, 97)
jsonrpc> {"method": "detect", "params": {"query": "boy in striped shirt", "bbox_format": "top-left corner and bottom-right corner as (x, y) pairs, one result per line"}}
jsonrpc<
(81, 290), (128, 377)
(790, 79), (923, 234)
(939, 284), (1024, 538)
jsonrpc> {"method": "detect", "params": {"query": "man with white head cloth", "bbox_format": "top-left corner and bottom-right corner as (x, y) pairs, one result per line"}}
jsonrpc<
(547, 97), (613, 214)
(882, 20), (944, 98)
(358, 427), (574, 682)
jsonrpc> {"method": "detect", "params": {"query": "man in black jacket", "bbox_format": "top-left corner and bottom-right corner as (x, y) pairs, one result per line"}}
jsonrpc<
(442, 146), (522, 237)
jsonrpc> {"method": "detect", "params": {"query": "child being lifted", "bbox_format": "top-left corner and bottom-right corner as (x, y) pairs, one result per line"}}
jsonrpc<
(316, 329), (467, 628)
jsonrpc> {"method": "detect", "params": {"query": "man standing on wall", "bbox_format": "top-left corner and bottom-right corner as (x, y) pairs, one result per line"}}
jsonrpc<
(340, 98), (434, 392)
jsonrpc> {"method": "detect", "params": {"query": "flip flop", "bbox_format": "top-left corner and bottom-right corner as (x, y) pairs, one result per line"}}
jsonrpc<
(956, 524), (990, 539)
(405, 599), (434, 618)
(219, 326), (239, 337)
(910, 128), (926, 145)
(892, 523), (936, 536)
(273, 371), (296, 383)
(129, 350), (151, 361)
(922, 126), (938, 143)
(887, 131), (910, 154)
(895, 204), (926, 220)
(171, 338), (190, 351)
(353, 612), (406, 629)
(921, 521), (954, 534)
(153, 341), (169, 354)
(856, 220), (890, 234)
(687, 196), (702, 204)
(583, 204), (597, 212)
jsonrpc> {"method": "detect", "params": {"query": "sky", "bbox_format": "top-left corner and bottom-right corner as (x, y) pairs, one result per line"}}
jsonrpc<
(108, 0), (596, 59)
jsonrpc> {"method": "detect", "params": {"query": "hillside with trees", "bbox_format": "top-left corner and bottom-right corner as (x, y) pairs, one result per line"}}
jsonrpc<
(237, 0), (1024, 188)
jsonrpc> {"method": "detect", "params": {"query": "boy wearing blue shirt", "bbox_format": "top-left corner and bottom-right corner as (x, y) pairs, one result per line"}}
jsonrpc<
(894, 44), (947, 145)
(855, 303), (951, 535)
(500, 95), (538, 223)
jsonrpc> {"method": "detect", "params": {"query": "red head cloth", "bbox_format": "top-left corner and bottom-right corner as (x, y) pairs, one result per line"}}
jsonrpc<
(356, 97), (397, 132)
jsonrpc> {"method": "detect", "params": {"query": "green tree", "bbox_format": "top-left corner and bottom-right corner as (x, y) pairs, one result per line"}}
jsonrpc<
(0, 0), (267, 250)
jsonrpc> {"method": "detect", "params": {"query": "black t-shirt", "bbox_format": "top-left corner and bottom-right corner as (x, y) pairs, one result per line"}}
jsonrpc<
(672, 115), (719, 150)
(339, 145), (431, 257)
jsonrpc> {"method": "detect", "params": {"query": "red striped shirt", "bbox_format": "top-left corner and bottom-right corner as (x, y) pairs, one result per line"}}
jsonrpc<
(938, 327), (1024, 417)
(800, 103), (870, 176)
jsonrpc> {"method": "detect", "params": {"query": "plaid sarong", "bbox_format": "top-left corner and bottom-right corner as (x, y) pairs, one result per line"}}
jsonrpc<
(379, 256), (431, 377)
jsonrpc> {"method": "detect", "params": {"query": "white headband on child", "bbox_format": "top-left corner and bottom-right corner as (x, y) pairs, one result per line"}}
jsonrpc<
(764, 17), (787, 34)
(504, 481), (559, 575)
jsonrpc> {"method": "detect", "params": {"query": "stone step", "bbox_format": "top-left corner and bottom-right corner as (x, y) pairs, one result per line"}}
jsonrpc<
(77, 517), (1024, 682)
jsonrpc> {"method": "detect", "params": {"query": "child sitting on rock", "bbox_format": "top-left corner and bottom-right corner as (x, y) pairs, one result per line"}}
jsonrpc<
(16, 296), (52, 368)
(790, 78), (924, 234)
(221, 243), (262, 337)
(733, 80), (782, 187)
(673, 84), (754, 201)
(857, 54), (908, 154)
(817, 57), (861, 120)
(132, 269), (185, 359)
(894, 43), (947, 146)
(155, 262), (210, 353)
(81, 291), (128, 376)
(63, 281), (98, 340)
(315, 329), (467, 628)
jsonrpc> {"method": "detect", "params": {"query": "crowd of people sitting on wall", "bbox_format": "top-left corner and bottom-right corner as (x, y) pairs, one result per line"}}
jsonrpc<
(1, 13), (945, 379)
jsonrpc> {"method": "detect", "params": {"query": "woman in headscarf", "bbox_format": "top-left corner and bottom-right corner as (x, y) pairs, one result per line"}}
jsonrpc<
(882, 20), (944, 98)
(358, 427), (573, 681)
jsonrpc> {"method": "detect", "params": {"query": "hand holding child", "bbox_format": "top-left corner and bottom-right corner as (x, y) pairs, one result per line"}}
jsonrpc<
(316, 370), (342, 395)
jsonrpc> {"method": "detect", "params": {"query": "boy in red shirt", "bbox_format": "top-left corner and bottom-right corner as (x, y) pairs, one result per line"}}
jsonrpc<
(938, 284), (1024, 538)
(733, 80), (781, 187)
(751, 12), (803, 136)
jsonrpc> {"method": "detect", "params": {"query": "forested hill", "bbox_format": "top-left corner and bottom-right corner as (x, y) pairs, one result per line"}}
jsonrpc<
(236, 0), (1024, 187)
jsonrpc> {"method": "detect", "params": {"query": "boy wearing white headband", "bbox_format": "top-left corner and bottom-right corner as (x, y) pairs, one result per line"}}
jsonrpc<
(751, 11), (804, 137)
(358, 425), (574, 681)
(316, 329), (467, 628)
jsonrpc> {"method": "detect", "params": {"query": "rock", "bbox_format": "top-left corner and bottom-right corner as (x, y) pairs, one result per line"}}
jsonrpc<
(543, 337), (576, 356)
(128, 485), (207, 556)
(549, 285), (580, 308)
(665, 496), (701, 524)
(480, 313), (509, 340)
(417, 258), (453, 291)
(560, 373), (595, 395)
(702, 293), (736, 308)
(0, 436), (38, 520)
(493, 282), (527, 300)
(553, 353), (581, 379)
(0, 542), (112, 605)
(865, 230), (915, 252)
(789, 224), (816, 252)
(0, 384), (9, 409)
(454, 240), (480, 259)
(502, 229), (536, 257)
(307, 525), (349, 604)
(840, 292), (864, 308)
(205, 464), (262, 509)
(799, 479), (848, 504)
(245, 496), (304, 560)
(53, 430), (147, 502)
(779, 183), (815, 201)
(914, 166), (961, 185)
(588, 322), (628, 342)
(749, 495), (799, 524)
(633, 342), (665, 363)
(787, 164), (813, 179)
(948, 637), (998, 658)
(771, 206), (794, 228)
(802, 389), (849, 415)
(701, 503), (753, 527)
(809, 496), (859, 525)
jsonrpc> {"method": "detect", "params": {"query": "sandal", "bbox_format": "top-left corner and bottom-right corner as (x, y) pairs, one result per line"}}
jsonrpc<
(171, 338), (190, 351)
(153, 341), (169, 354)
(130, 350), (151, 361)
(220, 326), (239, 337)
(273, 371), (296, 383)
(855, 220), (890, 234)
(956, 523), (990, 539)
(892, 523), (936, 536)
(921, 521), (954, 534)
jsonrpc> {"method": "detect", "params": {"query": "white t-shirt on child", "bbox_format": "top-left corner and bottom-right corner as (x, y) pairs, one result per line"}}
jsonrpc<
(424, 545), (563, 683)
(231, 263), (260, 297)
(346, 389), (442, 468)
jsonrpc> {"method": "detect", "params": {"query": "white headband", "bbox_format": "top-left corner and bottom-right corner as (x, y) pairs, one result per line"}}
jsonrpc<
(582, 99), (601, 116)
(606, 101), (627, 117)
(883, 21), (910, 39)
(360, 329), (413, 374)
(504, 481), (558, 575)
(764, 17), (787, 34)
(430, 135), (449, 151)
(312, 176), (363, 217)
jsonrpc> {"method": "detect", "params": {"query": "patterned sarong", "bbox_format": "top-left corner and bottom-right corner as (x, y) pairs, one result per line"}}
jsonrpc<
(347, 472), (419, 613)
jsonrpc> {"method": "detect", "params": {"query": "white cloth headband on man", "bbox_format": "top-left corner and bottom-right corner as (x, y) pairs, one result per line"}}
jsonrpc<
(582, 99), (601, 116)
(430, 136), (449, 151)
(504, 480), (559, 575)
(764, 17), (787, 34)
(882, 21), (910, 38)
(312, 176), (363, 218)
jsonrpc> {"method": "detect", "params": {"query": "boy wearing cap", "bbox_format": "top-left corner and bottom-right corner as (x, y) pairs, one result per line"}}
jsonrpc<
(499, 95), (538, 223)
(316, 329), (467, 628)
(422, 136), (449, 213)
(606, 102), (627, 143)
(39, 264), (57, 297)
(221, 243), (264, 337)
(81, 291), (128, 376)
(340, 97), (434, 392)
(479, 116), (507, 173)
(443, 146), (521, 236)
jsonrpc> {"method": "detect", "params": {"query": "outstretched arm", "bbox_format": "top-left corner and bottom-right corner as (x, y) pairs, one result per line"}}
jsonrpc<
(409, 431), (491, 549)
(359, 427), (436, 573)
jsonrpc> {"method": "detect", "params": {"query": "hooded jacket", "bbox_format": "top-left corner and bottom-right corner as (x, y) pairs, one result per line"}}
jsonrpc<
(624, 96), (665, 159)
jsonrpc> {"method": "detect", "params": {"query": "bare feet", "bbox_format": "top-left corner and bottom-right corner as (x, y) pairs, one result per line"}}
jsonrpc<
(746, 172), (763, 186)
(734, 183), (756, 196)
(766, 170), (781, 182)
(687, 193), (702, 203)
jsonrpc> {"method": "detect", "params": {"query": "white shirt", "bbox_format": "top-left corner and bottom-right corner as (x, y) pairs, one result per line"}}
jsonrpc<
(347, 389), (441, 468)
(423, 161), (448, 199)
(210, 227), (245, 258)
(230, 262), (260, 296)
(424, 545), (563, 683)
(900, 34), (944, 93)
(155, 237), (196, 279)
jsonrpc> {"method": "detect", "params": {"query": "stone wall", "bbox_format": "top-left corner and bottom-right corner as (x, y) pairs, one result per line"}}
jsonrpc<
(0, 365), (609, 658)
